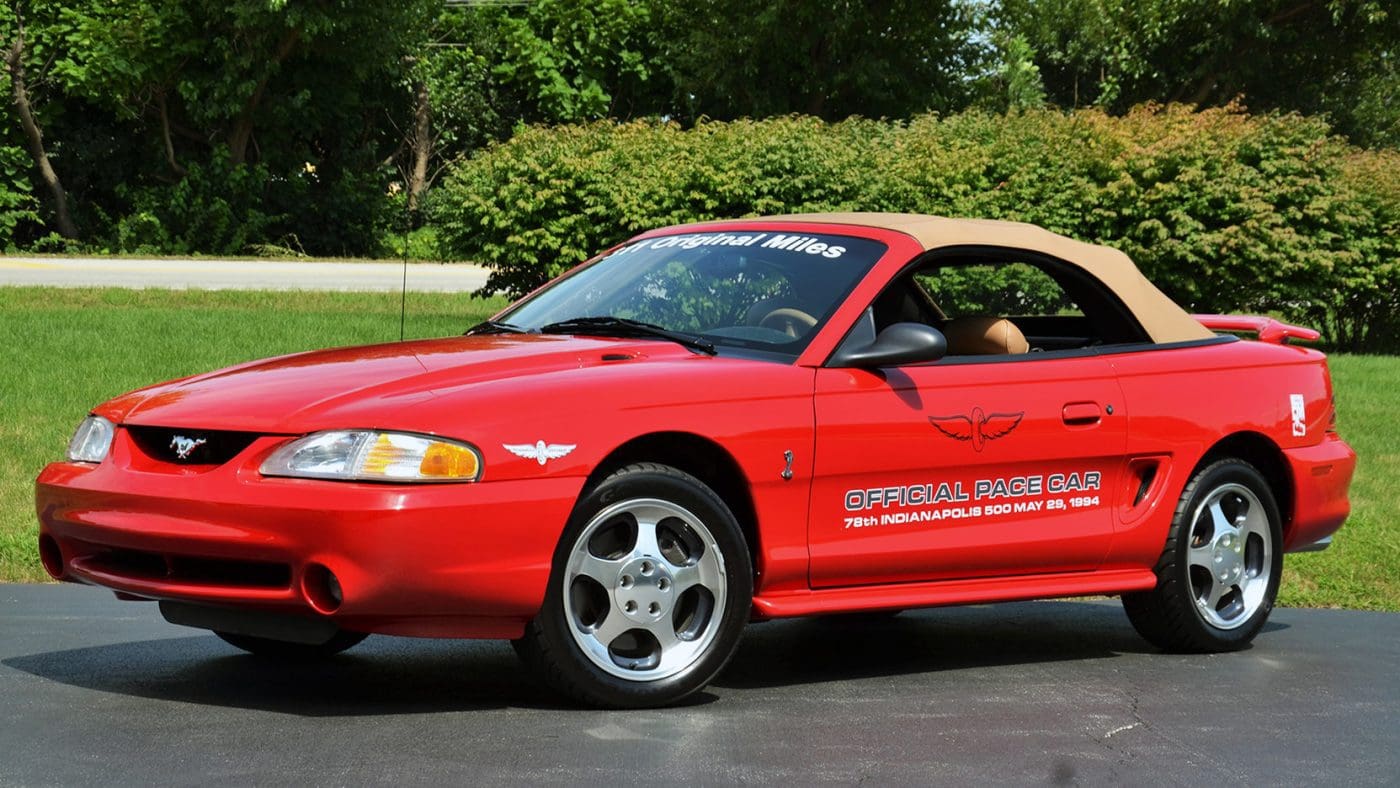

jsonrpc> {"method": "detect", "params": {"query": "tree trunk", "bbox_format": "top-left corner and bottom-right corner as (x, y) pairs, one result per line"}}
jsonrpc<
(158, 93), (187, 177)
(4, 15), (78, 239)
(228, 27), (301, 165)
(407, 79), (431, 215)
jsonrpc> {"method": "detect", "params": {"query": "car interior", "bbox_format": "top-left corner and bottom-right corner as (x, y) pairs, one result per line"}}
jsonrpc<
(868, 252), (1151, 357)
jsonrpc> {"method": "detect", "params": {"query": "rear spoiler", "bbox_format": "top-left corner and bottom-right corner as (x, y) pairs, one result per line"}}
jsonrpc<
(1193, 314), (1320, 344)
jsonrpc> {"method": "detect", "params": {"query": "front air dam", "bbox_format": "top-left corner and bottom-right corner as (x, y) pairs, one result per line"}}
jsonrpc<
(159, 600), (342, 645)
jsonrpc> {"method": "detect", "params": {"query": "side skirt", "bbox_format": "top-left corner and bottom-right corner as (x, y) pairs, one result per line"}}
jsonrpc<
(752, 568), (1157, 619)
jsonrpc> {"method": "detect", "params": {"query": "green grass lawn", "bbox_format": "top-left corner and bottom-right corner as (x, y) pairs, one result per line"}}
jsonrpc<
(1278, 354), (1399, 610)
(2, 287), (1395, 610)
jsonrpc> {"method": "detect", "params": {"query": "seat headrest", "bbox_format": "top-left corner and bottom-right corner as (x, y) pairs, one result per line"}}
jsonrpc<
(943, 317), (1029, 355)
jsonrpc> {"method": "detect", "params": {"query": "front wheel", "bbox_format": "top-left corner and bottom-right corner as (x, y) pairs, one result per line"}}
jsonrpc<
(1123, 458), (1283, 652)
(514, 463), (752, 708)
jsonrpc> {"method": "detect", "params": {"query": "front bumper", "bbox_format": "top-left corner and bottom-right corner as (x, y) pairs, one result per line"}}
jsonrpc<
(35, 438), (583, 639)
(1281, 434), (1357, 553)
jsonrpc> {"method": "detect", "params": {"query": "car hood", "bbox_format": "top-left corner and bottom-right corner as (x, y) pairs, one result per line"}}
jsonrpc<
(106, 334), (714, 433)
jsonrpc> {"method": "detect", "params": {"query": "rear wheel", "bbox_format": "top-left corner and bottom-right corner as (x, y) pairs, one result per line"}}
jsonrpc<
(1123, 458), (1282, 651)
(514, 463), (752, 708)
(215, 630), (367, 659)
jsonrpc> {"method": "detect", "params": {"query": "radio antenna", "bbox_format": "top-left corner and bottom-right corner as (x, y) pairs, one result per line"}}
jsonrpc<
(399, 185), (411, 342)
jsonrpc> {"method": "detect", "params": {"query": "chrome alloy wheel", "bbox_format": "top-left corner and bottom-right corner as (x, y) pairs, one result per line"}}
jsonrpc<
(1185, 483), (1274, 630)
(562, 498), (728, 681)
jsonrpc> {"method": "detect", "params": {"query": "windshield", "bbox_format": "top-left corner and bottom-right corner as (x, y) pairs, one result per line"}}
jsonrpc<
(497, 231), (887, 357)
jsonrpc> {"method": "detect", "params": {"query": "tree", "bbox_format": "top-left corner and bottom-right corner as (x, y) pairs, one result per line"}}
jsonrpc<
(0, 0), (442, 252)
(652, 0), (984, 120)
(391, 0), (667, 218)
(996, 0), (1400, 146)
(397, 6), (512, 215)
(978, 33), (1048, 112)
(1, 1), (77, 238)
(492, 0), (660, 122)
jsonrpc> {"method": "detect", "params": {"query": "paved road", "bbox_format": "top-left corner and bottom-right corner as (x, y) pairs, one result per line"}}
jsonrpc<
(1, 584), (1395, 786)
(0, 256), (491, 292)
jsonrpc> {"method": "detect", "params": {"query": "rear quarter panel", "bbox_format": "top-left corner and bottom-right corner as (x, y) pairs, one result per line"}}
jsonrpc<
(1103, 338), (1336, 568)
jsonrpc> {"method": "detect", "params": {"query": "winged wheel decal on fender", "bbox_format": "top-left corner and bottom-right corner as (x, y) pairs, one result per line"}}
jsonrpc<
(503, 441), (577, 466)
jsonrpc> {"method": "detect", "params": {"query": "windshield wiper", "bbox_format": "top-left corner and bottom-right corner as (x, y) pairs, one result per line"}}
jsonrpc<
(537, 316), (717, 355)
(465, 319), (529, 336)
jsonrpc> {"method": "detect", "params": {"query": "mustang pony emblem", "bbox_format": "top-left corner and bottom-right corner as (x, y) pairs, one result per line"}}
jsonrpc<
(928, 408), (1024, 452)
(169, 435), (208, 460)
(504, 441), (577, 466)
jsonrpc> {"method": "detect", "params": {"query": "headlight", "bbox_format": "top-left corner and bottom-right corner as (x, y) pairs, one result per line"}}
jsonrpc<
(259, 431), (482, 483)
(67, 416), (116, 463)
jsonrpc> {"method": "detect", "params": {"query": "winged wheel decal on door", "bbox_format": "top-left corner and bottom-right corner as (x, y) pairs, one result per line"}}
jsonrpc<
(928, 407), (1024, 452)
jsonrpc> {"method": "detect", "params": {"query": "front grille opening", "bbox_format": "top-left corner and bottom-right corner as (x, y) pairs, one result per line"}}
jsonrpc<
(87, 548), (291, 589)
(91, 548), (167, 579)
(171, 556), (292, 588)
(126, 426), (261, 466)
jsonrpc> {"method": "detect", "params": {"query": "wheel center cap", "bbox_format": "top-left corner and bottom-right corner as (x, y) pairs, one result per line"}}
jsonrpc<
(615, 556), (674, 623)
(1213, 535), (1244, 581)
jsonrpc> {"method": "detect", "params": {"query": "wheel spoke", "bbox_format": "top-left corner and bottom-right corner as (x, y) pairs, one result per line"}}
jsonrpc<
(1202, 577), (1229, 611)
(697, 553), (724, 590)
(632, 516), (661, 558)
(1208, 500), (1240, 541)
(574, 552), (624, 586)
(673, 550), (724, 593)
(1187, 543), (1215, 573)
(672, 562), (703, 594)
(1239, 506), (1268, 545)
(1235, 566), (1253, 594)
(589, 608), (631, 647)
(644, 617), (680, 653)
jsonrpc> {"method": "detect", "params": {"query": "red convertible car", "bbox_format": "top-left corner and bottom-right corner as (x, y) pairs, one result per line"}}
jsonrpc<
(36, 214), (1355, 707)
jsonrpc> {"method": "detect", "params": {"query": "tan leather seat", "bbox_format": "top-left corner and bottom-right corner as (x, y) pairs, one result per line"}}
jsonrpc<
(943, 317), (1029, 355)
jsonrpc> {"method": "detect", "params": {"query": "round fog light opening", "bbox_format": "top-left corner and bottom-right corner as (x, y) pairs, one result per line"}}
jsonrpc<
(302, 564), (343, 614)
(39, 535), (64, 579)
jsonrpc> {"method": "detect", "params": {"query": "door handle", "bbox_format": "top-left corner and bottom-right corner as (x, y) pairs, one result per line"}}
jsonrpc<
(1062, 402), (1102, 425)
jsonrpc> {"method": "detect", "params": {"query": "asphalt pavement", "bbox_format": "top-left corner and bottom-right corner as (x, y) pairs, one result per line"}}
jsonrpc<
(0, 256), (490, 292)
(1, 584), (1396, 786)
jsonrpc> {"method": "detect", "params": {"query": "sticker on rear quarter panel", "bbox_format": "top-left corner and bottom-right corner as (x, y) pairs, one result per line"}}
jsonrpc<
(1290, 394), (1307, 437)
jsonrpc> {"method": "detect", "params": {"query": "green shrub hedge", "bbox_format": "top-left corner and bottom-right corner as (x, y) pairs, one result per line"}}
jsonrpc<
(431, 106), (1400, 351)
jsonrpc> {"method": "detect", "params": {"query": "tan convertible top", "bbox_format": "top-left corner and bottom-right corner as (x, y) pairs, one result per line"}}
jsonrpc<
(766, 212), (1213, 344)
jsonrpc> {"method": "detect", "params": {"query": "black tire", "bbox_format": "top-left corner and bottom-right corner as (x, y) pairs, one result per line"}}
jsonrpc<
(215, 629), (368, 659)
(514, 462), (753, 708)
(1123, 458), (1283, 652)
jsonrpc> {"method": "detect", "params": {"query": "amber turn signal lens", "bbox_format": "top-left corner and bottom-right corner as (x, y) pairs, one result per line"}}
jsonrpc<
(419, 441), (481, 479)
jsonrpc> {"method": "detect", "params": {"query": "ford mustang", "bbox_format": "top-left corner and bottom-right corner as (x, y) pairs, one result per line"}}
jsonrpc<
(35, 213), (1356, 707)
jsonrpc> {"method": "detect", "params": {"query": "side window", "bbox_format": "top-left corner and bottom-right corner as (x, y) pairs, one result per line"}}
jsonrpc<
(903, 256), (1146, 355)
(914, 262), (1081, 320)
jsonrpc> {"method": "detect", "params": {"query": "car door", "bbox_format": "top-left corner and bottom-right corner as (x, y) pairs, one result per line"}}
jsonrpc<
(807, 255), (1131, 588)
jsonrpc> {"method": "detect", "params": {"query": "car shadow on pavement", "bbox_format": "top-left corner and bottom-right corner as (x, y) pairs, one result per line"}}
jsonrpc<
(3, 635), (570, 715)
(3, 600), (1286, 713)
(716, 600), (1285, 690)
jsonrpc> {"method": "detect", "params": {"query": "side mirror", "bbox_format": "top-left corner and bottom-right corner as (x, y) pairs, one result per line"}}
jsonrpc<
(829, 322), (947, 368)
